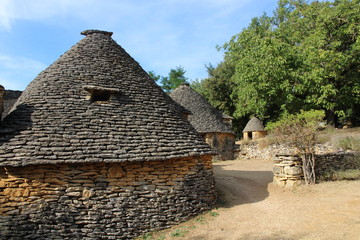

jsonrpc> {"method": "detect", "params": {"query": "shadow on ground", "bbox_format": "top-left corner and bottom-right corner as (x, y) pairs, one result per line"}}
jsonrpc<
(213, 164), (273, 208)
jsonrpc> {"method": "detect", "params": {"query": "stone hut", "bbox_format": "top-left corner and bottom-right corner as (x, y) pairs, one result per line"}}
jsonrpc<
(170, 84), (236, 160)
(0, 30), (216, 239)
(242, 116), (267, 140)
(2, 89), (22, 120)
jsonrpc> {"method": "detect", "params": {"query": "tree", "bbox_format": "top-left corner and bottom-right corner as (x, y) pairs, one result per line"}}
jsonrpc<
(160, 66), (189, 93)
(266, 109), (325, 184)
(148, 71), (161, 83)
(202, 0), (360, 127)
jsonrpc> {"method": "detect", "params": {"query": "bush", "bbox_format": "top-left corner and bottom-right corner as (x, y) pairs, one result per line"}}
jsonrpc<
(266, 109), (325, 153)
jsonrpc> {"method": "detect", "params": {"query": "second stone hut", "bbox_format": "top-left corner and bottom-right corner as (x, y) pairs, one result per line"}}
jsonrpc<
(170, 83), (236, 160)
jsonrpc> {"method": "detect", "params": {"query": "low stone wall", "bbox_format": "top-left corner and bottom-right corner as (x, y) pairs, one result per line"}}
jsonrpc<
(0, 155), (216, 239)
(273, 152), (360, 187)
(238, 141), (335, 160)
(315, 152), (360, 180)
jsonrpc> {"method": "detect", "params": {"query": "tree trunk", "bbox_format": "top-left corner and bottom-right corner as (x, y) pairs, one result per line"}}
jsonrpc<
(302, 153), (316, 184)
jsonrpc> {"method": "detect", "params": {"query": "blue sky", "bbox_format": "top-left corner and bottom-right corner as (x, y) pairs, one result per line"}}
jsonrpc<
(0, 0), (278, 90)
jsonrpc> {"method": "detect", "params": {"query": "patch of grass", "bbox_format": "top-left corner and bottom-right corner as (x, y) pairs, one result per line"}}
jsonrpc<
(136, 210), (220, 239)
(171, 227), (189, 237)
(209, 211), (219, 217)
(136, 231), (166, 240)
(195, 215), (206, 224)
(141, 233), (154, 240)
(335, 136), (360, 151)
(319, 169), (360, 181)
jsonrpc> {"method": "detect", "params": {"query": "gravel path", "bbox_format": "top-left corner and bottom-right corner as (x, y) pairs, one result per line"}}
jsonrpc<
(162, 158), (360, 240)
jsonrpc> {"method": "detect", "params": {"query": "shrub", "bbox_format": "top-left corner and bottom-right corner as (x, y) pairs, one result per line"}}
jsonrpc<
(266, 110), (325, 184)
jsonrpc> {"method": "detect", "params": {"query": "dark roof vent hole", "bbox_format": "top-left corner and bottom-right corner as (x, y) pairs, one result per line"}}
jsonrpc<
(91, 90), (111, 102)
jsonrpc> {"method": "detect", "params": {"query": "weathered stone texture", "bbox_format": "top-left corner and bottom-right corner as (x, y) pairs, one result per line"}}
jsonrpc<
(169, 84), (236, 160)
(204, 132), (236, 160)
(315, 152), (360, 180)
(0, 155), (216, 239)
(239, 142), (335, 160)
(0, 30), (213, 167)
(273, 154), (303, 187)
(2, 90), (22, 120)
(273, 152), (360, 187)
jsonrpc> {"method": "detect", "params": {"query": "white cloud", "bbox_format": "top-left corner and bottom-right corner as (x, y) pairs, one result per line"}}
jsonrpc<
(0, 54), (46, 90)
(0, 55), (46, 70)
(0, 0), (13, 30)
(0, 0), (277, 88)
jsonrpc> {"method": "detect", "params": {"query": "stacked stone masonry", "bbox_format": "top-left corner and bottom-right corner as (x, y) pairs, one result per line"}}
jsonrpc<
(273, 152), (360, 187)
(273, 154), (303, 187)
(238, 142), (334, 160)
(315, 152), (360, 179)
(204, 132), (236, 160)
(0, 155), (216, 239)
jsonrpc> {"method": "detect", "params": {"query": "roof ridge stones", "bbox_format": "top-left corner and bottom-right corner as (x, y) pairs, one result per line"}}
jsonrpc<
(0, 30), (214, 167)
(169, 84), (234, 134)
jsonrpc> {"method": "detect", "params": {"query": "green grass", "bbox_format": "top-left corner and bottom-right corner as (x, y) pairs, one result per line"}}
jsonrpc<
(136, 210), (220, 239)
(209, 211), (219, 217)
(319, 169), (360, 181)
(171, 227), (189, 237)
(335, 136), (360, 151)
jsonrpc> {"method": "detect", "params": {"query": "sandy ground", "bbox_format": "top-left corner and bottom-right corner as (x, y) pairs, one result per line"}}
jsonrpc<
(152, 158), (360, 240)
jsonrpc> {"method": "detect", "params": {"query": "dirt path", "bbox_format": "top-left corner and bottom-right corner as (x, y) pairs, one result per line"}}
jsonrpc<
(153, 158), (360, 240)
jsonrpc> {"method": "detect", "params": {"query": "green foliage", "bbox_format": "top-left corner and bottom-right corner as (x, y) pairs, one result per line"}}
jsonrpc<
(148, 71), (161, 83)
(171, 227), (189, 237)
(209, 211), (219, 217)
(148, 66), (189, 93)
(266, 109), (325, 153)
(319, 169), (360, 181)
(141, 233), (154, 240)
(160, 66), (189, 93)
(196, 0), (360, 127)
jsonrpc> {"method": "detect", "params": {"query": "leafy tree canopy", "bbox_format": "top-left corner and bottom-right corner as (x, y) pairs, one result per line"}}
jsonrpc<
(197, 0), (360, 130)
(149, 66), (189, 93)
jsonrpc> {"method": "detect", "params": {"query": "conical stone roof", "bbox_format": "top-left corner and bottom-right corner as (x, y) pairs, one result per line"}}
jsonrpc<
(169, 84), (234, 134)
(2, 90), (22, 120)
(242, 117), (265, 132)
(0, 30), (214, 167)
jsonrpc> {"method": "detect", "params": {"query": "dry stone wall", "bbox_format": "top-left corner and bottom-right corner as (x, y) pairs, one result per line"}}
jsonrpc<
(0, 155), (216, 239)
(273, 154), (303, 187)
(315, 152), (360, 180)
(273, 152), (360, 187)
(238, 142), (335, 160)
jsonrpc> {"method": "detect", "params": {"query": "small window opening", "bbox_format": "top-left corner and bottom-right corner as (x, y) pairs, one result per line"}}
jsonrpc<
(91, 90), (111, 102)
(83, 85), (121, 104)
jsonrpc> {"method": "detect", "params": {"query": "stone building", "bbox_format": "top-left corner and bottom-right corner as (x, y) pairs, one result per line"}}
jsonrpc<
(0, 30), (216, 239)
(242, 117), (267, 140)
(170, 84), (236, 160)
(1, 89), (22, 120)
